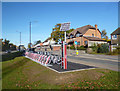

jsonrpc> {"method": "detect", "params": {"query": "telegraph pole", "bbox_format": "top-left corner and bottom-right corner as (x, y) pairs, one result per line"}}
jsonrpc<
(20, 32), (21, 45)
(16, 31), (21, 46)
(30, 22), (31, 49)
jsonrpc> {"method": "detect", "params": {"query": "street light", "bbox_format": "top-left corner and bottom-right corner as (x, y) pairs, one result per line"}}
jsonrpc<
(29, 21), (38, 50)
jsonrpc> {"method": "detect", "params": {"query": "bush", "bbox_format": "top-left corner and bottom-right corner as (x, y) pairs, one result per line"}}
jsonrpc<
(77, 46), (86, 50)
(2, 51), (24, 61)
(97, 43), (109, 53)
(70, 45), (75, 50)
(107, 48), (120, 55)
(89, 43), (109, 53)
(89, 43), (98, 52)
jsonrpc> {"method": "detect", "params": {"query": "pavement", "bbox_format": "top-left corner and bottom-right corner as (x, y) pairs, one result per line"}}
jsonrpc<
(52, 50), (119, 72)
(48, 62), (96, 73)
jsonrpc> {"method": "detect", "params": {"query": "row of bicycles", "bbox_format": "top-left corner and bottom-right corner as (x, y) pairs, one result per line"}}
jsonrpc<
(25, 51), (62, 66)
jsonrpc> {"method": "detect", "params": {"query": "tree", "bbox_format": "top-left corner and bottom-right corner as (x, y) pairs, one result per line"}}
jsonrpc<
(2, 39), (10, 51)
(28, 43), (31, 48)
(2, 39), (16, 51)
(101, 29), (108, 40)
(34, 40), (41, 45)
(51, 23), (74, 43)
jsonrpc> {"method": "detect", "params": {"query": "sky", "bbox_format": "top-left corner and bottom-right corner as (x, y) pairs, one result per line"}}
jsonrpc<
(2, 2), (118, 48)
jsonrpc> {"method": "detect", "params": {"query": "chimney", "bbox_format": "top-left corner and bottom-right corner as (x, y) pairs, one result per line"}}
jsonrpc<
(95, 24), (97, 30)
(95, 24), (97, 37)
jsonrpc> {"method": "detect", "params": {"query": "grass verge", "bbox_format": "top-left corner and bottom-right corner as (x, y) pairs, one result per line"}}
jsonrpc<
(2, 56), (120, 90)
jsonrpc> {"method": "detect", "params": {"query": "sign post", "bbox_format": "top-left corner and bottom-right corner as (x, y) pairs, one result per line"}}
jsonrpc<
(60, 22), (70, 70)
(75, 41), (78, 56)
(61, 41), (64, 68)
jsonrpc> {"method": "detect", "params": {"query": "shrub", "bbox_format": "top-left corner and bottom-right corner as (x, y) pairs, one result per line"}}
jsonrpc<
(2, 51), (24, 61)
(107, 49), (119, 55)
(89, 43), (98, 52)
(70, 45), (75, 50)
(77, 46), (86, 50)
(67, 46), (69, 49)
(97, 43), (109, 53)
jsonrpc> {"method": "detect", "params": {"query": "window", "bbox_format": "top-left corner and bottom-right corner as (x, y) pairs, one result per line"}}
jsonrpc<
(113, 35), (117, 38)
(70, 34), (73, 38)
(84, 41), (88, 45)
(77, 42), (80, 45)
(92, 34), (94, 37)
(76, 33), (80, 37)
(66, 36), (69, 39)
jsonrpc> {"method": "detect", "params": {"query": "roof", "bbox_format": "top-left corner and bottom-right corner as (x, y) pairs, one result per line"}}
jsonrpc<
(84, 36), (105, 41)
(43, 37), (51, 43)
(111, 27), (120, 35)
(68, 25), (101, 36)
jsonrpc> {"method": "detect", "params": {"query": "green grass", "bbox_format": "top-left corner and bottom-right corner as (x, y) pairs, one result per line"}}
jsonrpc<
(2, 56), (120, 90)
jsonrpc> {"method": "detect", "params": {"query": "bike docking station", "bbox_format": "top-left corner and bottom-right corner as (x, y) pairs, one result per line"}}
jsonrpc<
(25, 22), (97, 73)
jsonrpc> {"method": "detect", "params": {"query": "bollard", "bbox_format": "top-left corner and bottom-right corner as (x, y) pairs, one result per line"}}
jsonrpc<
(76, 50), (78, 55)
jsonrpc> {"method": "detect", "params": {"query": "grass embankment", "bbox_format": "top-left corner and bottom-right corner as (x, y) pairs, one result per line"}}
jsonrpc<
(2, 56), (120, 90)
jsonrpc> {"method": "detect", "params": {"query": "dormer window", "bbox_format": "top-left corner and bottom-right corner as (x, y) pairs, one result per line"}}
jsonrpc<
(76, 33), (80, 37)
(66, 36), (70, 39)
(70, 34), (73, 39)
(92, 34), (94, 37)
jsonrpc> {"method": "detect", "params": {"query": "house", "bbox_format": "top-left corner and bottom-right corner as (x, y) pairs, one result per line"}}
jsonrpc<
(35, 37), (61, 51)
(111, 27), (120, 51)
(66, 24), (107, 47)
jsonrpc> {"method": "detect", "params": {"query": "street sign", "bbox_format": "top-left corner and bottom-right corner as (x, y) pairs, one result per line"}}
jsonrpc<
(75, 41), (77, 45)
(60, 22), (70, 31)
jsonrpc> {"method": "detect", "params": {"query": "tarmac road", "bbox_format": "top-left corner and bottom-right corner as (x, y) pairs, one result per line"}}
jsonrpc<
(67, 52), (119, 72)
(52, 50), (119, 71)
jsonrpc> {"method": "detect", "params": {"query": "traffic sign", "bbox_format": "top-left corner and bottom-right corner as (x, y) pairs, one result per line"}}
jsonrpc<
(60, 22), (70, 31)
(75, 41), (77, 45)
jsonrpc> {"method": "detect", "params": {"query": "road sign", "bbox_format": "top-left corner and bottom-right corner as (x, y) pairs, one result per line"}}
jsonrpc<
(75, 41), (77, 45)
(60, 22), (70, 31)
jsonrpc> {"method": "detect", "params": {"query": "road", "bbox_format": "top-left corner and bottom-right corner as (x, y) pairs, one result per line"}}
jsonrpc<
(53, 50), (119, 71)
(67, 51), (119, 72)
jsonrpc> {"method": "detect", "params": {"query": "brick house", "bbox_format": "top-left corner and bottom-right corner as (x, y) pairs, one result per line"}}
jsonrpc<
(111, 27), (120, 51)
(66, 24), (106, 47)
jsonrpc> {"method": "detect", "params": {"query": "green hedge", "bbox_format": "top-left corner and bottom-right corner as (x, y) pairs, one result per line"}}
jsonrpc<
(67, 45), (86, 50)
(89, 43), (109, 53)
(2, 51), (24, 62)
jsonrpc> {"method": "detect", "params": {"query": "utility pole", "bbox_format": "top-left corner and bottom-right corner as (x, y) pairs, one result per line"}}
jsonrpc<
(30, 22), (31, 49)
(16, 31), (21, 46)
(20, 32), (21, 45)
(29, 21), (38, 50)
